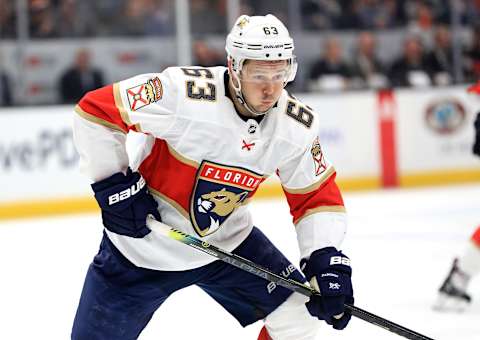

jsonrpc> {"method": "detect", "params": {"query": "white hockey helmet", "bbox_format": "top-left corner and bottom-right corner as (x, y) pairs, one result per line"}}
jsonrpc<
(225, 14), (297, 115)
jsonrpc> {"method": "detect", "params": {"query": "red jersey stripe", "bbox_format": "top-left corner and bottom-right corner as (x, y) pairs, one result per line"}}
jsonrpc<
(77, 84), (129, 133)
(283, 173), (345, 225)
(139, 139), (198, 216)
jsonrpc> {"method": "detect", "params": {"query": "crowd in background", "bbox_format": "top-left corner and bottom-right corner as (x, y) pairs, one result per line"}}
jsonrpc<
(0, 0), (480, 105)
(1, 0), (480, 38)
(307, 25), (480, 91)
(299, 0), (480, 31)
(0, 0), (176, 38)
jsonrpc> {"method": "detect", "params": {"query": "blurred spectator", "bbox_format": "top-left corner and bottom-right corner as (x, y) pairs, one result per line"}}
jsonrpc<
(464, 25), (480, 82)
(0, 71), (12, 106)
(350, 31), (387, 89)
(0, 52), (12, 106)
(113, 0), (151, 36)
(464, 0), (480, 26)
(425, 25), (454, 85)
(58, 49), (104, 104)
(88, 0), (124, 36)
(22, 0), (177, 38)
(388, 35), (431, 87)
(56, 0), (95, 37)
(353, 0), (400, 29)
(0, 47), (12, 106)
(56, 0), (78, 37)
(406, 0), (436, 38)
(301, 0), (407, 30)
(29, 0), (57, 38)
(192, 40), (225, 67)
(98, 0), (175, 37)
(0, 0), (16, 38)
(246, 0), (289, 26)
(308, 37), (351, 91)
(238, 0), (255, 16)
(113, 0), (176, 37)
(145, 0), (175, 36)
(301, 0), (343, 30)
(190, 0), (226, 35)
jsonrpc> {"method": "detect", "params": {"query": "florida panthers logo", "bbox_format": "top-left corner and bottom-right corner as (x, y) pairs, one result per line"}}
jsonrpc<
(191, 161), (264, 237)
(198, 189), (248, 217)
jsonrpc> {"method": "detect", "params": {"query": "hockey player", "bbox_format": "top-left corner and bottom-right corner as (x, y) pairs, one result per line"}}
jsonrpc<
(434, 226), (480, 311)
(72, 14), (354, 340)
(434, 82), (480, 312)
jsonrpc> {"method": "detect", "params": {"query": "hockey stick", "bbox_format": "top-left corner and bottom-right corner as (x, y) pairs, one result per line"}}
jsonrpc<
(147, 218), (435, 340)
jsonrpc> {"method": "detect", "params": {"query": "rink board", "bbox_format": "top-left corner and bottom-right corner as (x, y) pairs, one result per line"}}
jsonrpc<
(1, 86), (480, 219)
(0, 107), (89, 203)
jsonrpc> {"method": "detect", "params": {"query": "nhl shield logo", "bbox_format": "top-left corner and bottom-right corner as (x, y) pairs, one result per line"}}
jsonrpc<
(190, 161), (264, 237)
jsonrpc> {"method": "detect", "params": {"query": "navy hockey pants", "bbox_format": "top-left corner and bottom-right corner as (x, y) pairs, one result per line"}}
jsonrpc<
(71, 227), (305, 340)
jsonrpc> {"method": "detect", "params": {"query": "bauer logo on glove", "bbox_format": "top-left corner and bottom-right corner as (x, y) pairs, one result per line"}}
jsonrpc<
(330, 256), (351, 266)
(108, 176), (146, 205)
(91, 167), (161, 238)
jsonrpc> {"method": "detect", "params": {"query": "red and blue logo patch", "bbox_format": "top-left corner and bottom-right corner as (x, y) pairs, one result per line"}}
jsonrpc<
(190, 161), (264, 237)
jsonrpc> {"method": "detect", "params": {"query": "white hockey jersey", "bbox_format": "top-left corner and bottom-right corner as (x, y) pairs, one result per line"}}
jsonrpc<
(73, 66), (347, 271)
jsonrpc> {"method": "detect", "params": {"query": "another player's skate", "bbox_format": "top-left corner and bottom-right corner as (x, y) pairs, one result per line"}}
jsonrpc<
(433, 258), (472, 312)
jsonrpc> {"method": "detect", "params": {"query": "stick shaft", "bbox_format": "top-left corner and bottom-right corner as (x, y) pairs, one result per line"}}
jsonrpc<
(148, 218), (435, 340)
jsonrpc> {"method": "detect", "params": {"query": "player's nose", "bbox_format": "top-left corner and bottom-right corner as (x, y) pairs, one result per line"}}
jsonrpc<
(262, 82), (274, 95)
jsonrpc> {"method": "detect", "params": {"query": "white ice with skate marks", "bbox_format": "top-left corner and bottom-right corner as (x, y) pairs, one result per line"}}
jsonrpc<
(0, 184), (479, 340)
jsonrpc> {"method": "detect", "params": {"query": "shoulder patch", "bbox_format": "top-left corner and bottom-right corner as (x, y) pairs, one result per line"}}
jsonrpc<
(311, 137), (327, 176)
(126, 77), (163, 111)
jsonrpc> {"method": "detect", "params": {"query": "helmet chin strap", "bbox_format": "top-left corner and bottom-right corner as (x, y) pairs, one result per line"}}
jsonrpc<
(230, 70), (273, 117)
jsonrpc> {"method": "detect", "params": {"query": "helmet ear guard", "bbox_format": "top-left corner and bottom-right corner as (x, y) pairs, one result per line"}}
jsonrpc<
(227, 58), (243, 99)
(287, 58), (298, 82)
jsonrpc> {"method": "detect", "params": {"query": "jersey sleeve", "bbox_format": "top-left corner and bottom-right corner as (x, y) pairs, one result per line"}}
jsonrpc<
(73, 71), (177, 181)
(277, 133), (347, 260)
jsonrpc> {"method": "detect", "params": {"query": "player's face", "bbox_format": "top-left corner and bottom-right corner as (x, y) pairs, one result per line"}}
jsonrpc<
(240, 60), (288, 113)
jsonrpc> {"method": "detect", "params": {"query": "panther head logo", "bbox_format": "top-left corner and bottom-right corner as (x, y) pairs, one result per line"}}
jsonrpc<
(237, 17), (249, 29)
(311, 143), (322, 157)
(145, 83), (155, 103)
(197, 188), (248, 217)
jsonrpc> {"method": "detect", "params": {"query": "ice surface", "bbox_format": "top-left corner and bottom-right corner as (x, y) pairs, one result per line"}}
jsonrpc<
(1, 184), (479, 340)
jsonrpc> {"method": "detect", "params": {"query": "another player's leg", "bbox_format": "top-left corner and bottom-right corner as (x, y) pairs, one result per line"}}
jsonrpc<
(434, 226), (480, 311)
(197, 227), (319, 340)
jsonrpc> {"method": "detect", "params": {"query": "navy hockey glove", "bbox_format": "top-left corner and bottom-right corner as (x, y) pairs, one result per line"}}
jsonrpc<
(91, 168), (161, 238)
(300, 247), (354, 330)
(474, 112), (480, 156)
